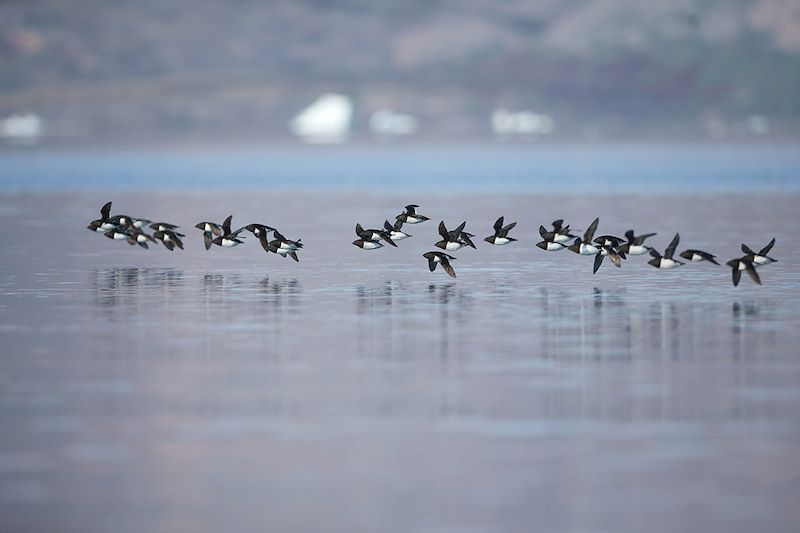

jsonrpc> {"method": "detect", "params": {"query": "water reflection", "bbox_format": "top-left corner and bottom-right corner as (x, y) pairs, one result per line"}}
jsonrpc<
(92, 267), (183, 308)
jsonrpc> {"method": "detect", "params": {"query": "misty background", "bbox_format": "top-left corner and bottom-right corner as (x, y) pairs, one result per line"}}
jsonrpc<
(1, 0), (800, 147)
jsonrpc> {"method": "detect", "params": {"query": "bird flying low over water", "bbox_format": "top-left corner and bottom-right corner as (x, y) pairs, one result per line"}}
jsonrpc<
(149, 222), (184, 236)
(679, 248), (719, 265)
(153, 230), (184, 251)
(267, 230), (303, 262)
(567, 217), (600, 255)
(485, 216), (517, 245)
(211, 215), (246, 248)
(726, 257), (761, 286)
(127, 227), (155, 249)
(436, 221), (476, 251)
(87, 201), (117, 233)
(423, 251), (457, 278)
(593, 245), (626, 274)
(384, 220), (411, 241)
(742, 238), (777, 266)
(396, 204), (429, 224)
(355, 223), (397, 247)
(619, 229), (657, 255)
(195, 219), (225, 249)
(648, 233), (684, 269)
(244, 223), (276, 244)
(594, 234), (625, 248)
(539, 219), (575, 244)
(353, 239), (383, 250)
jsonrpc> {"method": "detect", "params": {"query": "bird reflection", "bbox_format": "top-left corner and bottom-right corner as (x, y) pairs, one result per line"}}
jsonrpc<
(92, 267), (183, 308)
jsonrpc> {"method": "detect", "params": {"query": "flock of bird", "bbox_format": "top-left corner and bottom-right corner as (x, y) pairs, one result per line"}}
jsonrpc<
(87, 201), (303, 261)
(88, 201), (777, 286)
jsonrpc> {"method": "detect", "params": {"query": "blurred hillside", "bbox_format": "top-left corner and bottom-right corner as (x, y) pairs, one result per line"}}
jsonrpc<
(1, 0), (799, 145)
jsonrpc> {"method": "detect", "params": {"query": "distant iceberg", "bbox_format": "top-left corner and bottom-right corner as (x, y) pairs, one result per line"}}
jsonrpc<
(370, 109), (418, 139)
(289, 93), (353, 144)
(491, 109), (554, 138)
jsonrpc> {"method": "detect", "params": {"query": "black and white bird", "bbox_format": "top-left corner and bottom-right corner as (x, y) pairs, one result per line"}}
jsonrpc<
(594, 234), (626, 248)
(244, 223), (276, 241)
(567, 217), (601, 255)
(88, 201), (117, 233)
(436, 221), (475, 251)
(593, 245), (626, 274)
(355, 223), (396, 247)
(384, 220), (412, 241)
(211, 215), (246, 248)
(539, 219), (575, 244)
(726, 257), (762, 286)
(484, 216), (517, 245)
(195, 219), (226, 250)
(396, 204), (429, 224)
(353, 239), (384, 250)
(127, 227), (155, 249)
(267, 230), (303, 262)
(103, 227), (131, 241)
(742, 238), (777, 266)
(150, 222), (185, 236)
(153, 230), (184, 251)
(423, 251), (457, 278)
(648, 233), (684, 269)
(679, 249), (719, 265)
(619, 230), (657, 256)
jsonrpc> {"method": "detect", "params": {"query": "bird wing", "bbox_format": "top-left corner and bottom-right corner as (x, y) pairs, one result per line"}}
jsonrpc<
(759, 238), (775, 256)
(634, 232), (657, 245)
(493, 216), (504, 234)
(745, 262), (761, 285)
(441, 258), (457, 278)
(438, 221), (449, 240)
(584, 217), (599, 242)
(732, 266), (741, 286)
(665, 233), (680, 259)
(100, 201), (112, 221)
(222, 215), (233, 235)
(593, 253), (604, 274)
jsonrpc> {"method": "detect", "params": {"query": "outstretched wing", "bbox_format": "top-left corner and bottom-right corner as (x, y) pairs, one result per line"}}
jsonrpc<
(100, 201), (112, 221)
(624, 230), (635, 244)
(634, 232), (657, 245)
(203, 232), (213, 250)
(405, 204), (418, 215)
(453, 221), (467, 238)
(461, 233), (476, 249)
(732, 266), (742, 286)
(381, 233), (397, 247)
(759, 238), (775, 256)
(649, 248), (662, 259)
(584, 217), (599, 242)
(427, 258), (437, 272)
(441, 258), (457, 278)
(741, 243), (755, 255)
(438, 221), (449, 240)
(384, 220), (393, 232)
(552, 219), (564, 231)
(493, 216), (504, 234)
(222, 215), (233, 235)
(665, 233), (680, 259)
(355, 223), (364, 237)
(745, 262), (761, 285)
(501, 221), (517, 235)
(593, 253), (604, 274)
(539, 225), (549, 239)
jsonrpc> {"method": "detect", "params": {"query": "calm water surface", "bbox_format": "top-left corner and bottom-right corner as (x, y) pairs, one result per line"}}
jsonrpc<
(1, 149), (800, 532)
